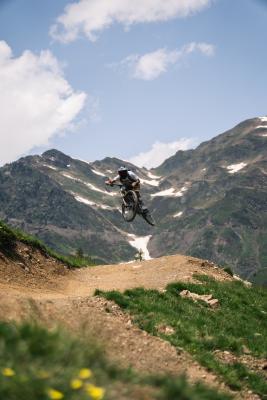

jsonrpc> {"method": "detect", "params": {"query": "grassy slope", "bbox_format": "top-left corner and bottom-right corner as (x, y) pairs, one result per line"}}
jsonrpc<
(98, 276), (267, 398)
(0, 321), (232, 400)
(0, 220), (95, 268)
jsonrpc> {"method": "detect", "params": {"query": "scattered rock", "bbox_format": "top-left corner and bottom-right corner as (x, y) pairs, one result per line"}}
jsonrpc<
(242, 345), (251, 355)
(156, 324), (175, 336)
(179, 290), (220, 308)
(16, 262), (25, 267)
(176, 347), (184, 354)
(209, 299), (220, 308)
(126, 320), (132, 329)
(233, 275), (252, 287)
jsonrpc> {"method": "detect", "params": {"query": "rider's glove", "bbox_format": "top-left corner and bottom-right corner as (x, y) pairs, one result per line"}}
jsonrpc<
(106, 179), (114, 186)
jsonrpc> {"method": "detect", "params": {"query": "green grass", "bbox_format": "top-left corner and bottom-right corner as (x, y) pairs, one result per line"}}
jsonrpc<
(0, 221), (95, 268)
(0, 321), (232, 400)
(96, 275), (267, 397)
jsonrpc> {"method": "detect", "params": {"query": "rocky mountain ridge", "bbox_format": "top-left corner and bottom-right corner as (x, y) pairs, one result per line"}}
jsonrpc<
(0, 116), (267, 283)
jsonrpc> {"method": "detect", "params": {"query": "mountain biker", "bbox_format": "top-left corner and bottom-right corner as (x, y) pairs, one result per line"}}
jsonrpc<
(105, 166), (148, 214)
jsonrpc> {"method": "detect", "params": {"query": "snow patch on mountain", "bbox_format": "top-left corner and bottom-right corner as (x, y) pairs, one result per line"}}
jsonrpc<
(46, 156), (56, 162)
(151, 188), (175, 197)
(147, 172), (161, 180)
(259, 116), (267, 122)
(43, 164), (58, 171)
(140, 178), (160, 187)
(77, 159), (91, 165)
(84, 180), (114, 195)
(176, 187), (188, 197)
(62, 173), (76, 180)
(128, 234), (152, 260)
(174, 211), (183, 218)
(151, 186), (187, 197)
(61, 172), (117, 196)
(226, 162), (247, 174)
(255, 123), (267, 136)
(73, 193), (113, 209)
(92, 168), (106, 177)
(255, 125), (267, 129)
(74, 195), (95, 206)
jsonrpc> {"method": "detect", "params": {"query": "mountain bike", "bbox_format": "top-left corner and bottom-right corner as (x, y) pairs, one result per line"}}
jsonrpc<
(106, 183), (155, 226)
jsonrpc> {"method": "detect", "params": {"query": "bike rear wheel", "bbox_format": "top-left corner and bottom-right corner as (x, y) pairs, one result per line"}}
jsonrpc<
(122, 190), (138, 222)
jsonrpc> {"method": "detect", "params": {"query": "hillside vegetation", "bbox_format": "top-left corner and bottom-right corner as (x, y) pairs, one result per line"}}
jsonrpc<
(98, 275), (267, 398)
(1, 118), (267, 283)
(0, 219), (266, 399)
(0, 320), (235, 400)
(0, 220), (94, 268)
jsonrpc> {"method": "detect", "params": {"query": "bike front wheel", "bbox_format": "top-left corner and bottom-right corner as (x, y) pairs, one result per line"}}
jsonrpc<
(122, 190), (138, 222)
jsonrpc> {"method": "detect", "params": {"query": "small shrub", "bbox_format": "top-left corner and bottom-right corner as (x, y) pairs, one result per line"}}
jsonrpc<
(0, 222), (17, 255)
(0, 220), (95, 268)
(223, 267), (234, 276)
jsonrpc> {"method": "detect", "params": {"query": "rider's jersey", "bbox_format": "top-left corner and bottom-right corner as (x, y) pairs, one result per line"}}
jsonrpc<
(113, 170), (140, 189)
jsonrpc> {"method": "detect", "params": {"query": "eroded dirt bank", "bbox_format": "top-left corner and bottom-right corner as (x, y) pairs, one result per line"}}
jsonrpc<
(1, 246), (255, 398)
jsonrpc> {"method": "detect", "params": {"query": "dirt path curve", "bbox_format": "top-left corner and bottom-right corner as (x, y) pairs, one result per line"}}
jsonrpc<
(61, 254), (231, 296)
(0, 252), (239, 397)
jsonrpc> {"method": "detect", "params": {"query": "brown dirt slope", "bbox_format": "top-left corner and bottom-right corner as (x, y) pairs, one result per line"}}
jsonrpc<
(0, 243), (256, 399)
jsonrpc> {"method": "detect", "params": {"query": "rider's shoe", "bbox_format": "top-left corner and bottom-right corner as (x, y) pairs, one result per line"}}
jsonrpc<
(141, 208), (149, 215)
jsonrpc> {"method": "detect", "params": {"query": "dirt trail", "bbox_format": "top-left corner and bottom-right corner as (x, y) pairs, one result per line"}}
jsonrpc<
(0, 248), (248, 397)
(62, 254), (231, 296)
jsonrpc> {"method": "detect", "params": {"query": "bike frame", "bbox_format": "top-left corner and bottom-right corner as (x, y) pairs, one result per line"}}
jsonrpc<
(105, 183), (155, 226)
(106, 182), (139, 215)
(106, 183), (132, 206)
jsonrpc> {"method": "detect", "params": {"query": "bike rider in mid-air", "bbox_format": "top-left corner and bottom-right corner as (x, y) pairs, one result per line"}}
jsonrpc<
(105, 166), (149, 214)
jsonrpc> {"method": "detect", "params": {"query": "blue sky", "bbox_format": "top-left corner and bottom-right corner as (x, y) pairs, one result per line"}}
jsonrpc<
(0, 0), (266, 167)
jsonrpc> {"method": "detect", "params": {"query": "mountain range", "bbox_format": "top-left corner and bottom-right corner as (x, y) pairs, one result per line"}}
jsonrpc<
(0, 116), (267, 284)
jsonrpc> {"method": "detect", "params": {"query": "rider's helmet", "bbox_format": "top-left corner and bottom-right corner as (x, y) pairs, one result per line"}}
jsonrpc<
(118, 166), (128, 179)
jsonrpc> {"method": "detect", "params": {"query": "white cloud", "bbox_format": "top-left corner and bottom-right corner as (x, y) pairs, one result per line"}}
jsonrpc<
(133, 49), (179, 80)
(129, 139), (193, 168)
(0, 41), (86, 165)
(119, 42), (215, 80)
(182, 41), (215, 56)
(50, 0), (213, 43)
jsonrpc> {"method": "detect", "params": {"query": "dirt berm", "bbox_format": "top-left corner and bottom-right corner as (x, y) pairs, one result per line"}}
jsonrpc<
(0, 243), (255, 399)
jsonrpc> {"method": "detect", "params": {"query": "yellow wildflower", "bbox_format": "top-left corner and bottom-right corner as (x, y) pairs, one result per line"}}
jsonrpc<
(47, 389), (64, 399)
(85, 383), (105, 400)
(79, 368), (93, 379)
(70, 378), (83, 390)
(2, 368), (15, 377)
